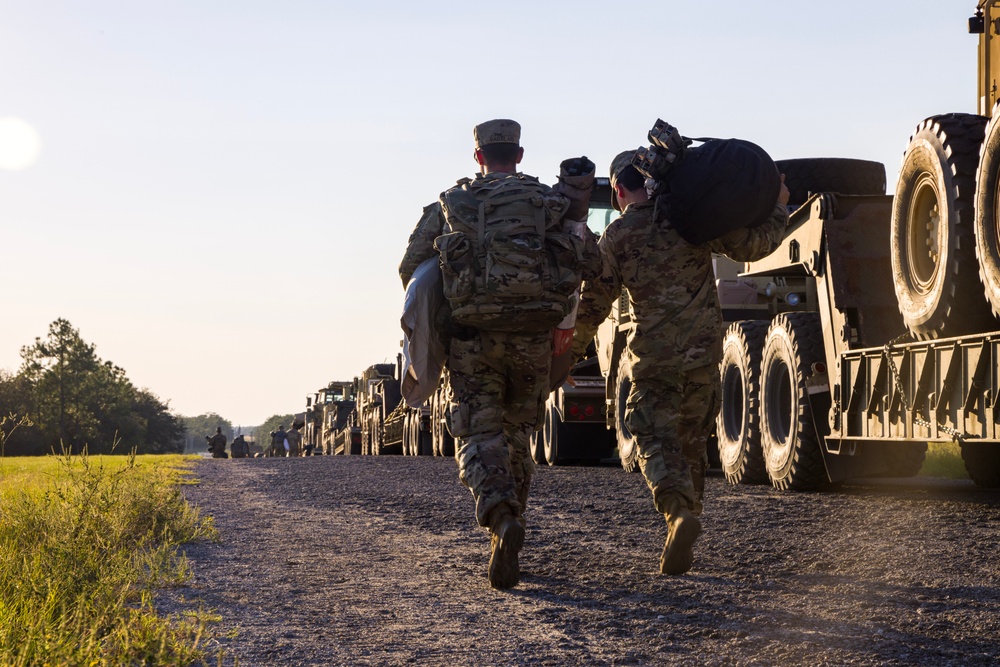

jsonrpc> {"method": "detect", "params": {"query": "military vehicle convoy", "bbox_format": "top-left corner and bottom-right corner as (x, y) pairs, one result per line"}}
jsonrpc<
(703, 2), (1000, 490)
(304, 381), (359, 455)
(317, 8), (1000, 490)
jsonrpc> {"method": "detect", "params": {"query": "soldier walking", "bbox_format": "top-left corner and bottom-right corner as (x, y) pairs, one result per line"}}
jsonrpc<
(572, 150), (790, 575)
(399, 119), (597, 589)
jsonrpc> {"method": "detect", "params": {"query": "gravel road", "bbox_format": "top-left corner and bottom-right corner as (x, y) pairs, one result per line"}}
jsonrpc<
(159, 455), (1000, 667)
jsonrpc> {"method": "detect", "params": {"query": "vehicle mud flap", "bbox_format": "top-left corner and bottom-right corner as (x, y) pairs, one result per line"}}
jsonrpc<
(804, 387), (842, 484)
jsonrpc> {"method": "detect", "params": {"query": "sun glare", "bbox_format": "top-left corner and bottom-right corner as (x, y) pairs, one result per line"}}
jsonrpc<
(0, 117), (42, 171)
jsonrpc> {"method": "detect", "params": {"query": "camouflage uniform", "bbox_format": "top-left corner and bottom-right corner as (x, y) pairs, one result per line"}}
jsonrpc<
(285, 426), (302, 457)
(399, 180), (558, 528)
(573, 169), (788, 517)
(208, 430), (227, 458)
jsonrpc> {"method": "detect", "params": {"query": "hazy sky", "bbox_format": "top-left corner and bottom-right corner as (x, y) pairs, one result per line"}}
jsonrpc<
(0, 0), (980, 427)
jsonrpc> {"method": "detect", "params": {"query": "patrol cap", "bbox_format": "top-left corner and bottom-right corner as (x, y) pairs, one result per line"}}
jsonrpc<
(609, 149), (639, 212)
(474, 119), (521, 149)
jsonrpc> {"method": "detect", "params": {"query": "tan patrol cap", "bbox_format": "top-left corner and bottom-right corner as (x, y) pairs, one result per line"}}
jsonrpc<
(609, 149), (639, 212)
(474, 119), (521, 149)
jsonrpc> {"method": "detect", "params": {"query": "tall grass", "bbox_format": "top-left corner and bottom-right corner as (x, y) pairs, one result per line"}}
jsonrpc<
(0, 451), (218, 666)
(919, 441), (969, 480)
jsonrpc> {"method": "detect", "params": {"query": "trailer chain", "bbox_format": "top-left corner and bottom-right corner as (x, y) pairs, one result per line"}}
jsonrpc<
(883, 333), (975, 443)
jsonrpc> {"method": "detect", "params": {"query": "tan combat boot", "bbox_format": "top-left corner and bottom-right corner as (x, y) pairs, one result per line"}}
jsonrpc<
(660, 495), (701, 575)
(487, 506), (525, 590)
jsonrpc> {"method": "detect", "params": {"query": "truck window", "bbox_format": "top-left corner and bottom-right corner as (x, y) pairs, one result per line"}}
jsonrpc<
(587, 204), (618, 236)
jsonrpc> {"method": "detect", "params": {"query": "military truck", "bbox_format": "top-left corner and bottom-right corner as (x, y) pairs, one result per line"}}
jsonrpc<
(707, 2), (1000, 490)
(304, 381), (358, 455)
(353, 358), (436, 456)
(531, 177), (619, 466)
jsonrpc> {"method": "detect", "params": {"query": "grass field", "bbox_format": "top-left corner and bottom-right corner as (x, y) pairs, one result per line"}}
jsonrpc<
(0, 452), (218, 667)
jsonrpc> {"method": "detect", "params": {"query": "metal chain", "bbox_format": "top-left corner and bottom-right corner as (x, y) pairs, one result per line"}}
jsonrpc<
(883, 333), (913, 412)
(883, 333), (974, 443)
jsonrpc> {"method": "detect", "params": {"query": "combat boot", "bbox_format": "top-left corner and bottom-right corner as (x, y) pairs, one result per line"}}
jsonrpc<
(487, 506), (525, 590)
(660, 495), (701, 575)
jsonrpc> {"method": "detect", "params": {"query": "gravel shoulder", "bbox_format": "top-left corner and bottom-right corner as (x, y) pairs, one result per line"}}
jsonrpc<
(158, 456), (1000, 666)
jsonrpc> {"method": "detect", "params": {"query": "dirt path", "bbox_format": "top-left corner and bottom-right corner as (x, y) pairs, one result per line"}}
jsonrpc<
(158, 456), (1000, 666)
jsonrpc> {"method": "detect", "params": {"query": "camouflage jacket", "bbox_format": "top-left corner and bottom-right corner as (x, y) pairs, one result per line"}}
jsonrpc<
(399, 201), (447, 288)
(398, 171), (586, 288)
(573, 200), (789, 379)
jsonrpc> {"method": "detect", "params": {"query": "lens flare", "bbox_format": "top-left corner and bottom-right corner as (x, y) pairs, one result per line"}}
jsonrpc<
(0, 117), (42, 171)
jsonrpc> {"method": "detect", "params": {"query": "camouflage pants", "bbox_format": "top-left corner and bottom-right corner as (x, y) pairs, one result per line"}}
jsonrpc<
(625, 364), (719, 515)
(448, 329), (550, 527)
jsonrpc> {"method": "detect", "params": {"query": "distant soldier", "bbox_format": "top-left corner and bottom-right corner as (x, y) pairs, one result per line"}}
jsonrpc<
(269, 424), (288, 457)
(286, 424), (303, 457)
(206, 427), (228, 459)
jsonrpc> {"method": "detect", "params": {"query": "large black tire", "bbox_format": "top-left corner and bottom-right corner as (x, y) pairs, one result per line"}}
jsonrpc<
(416, 415), (432, 456)
(960, 442), (1000, 487)
(891, 113), (995, 340)
(775, 157), (886, 207)
(716, 320), (769, 485)
(530, 429), (545, 464)
(759, 313), (827, 491)
(360, 415), (371, 456)
(542, 402), (567, 466)
(974, 105), (1000, 317)
(371, 415), (384, 456)
(614, 355), (640, 473)
(431, 381), (455, 457)
(401, 412), (411, 456)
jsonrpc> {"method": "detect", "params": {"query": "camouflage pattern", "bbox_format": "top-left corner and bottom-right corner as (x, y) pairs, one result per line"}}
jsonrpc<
(436, 172), (580, 332)
(474, 119), (520, 148)
(573, 198), (789, 511)
(447, 328), (550, 527)
(207, 431), (227, 459)
(399, 130), (595, 538)
(285, 426), (302, 457)
(399, 202), (446, 288)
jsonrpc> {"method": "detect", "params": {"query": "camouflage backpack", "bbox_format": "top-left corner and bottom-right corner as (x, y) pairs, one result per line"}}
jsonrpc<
(434, 174), (586, 332)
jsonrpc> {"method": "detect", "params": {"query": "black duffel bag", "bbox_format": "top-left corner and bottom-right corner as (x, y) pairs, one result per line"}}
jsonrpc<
(633, 120), (781, 245)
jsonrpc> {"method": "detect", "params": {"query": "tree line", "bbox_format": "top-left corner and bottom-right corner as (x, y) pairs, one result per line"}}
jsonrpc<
(0, 319), (223, 456)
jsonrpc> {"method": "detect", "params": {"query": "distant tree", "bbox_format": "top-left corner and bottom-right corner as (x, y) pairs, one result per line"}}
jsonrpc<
(254, 413), (295, 453)
(0, 319), (185, 455)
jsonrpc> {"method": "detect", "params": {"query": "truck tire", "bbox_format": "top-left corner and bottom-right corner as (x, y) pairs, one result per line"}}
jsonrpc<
(360, 415), (371, 456)
(402, 412), (414, 456)
(891, 113), (995, 339)
(614, 355), (640, 473)
(973, 107), (1000, 318)
(542, 402), (566, 466)
(717, 320), (769, 485)
(960, 442), (1000, 487)
(431, 384), (455, 457)
(371, 415), (384, 456)
(759, 312), (826, 491)
(417, 414), (432, 456)
(530, 430), (545, 464)
(775, 157), (886, 207)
